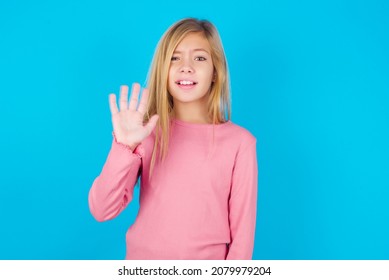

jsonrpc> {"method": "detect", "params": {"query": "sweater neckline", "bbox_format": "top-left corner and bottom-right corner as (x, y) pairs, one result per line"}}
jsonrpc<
(171, 118), (232, 128)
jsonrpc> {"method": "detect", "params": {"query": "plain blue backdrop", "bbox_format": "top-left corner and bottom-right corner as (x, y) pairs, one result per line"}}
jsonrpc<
(0, 0), (388, 259)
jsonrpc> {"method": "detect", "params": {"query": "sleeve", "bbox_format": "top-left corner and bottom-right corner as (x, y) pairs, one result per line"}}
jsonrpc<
(226, 138), (258, 260)
(88, 137), (144, 222)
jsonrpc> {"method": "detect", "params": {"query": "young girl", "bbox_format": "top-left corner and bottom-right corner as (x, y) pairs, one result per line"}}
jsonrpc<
(88, 18), (258, 260)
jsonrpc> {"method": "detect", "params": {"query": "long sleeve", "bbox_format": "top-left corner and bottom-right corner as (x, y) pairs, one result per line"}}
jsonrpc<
(226, 139), (258, 260)
(88, 139), (144, 222)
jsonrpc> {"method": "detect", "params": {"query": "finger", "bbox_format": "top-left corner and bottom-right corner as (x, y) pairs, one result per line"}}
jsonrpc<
(137, 88), (149, 115)
(119, 85), (129, 111)
(145, 114), (159, 134)
(108, 94), (119, 115)
(128, 83), (141, 111)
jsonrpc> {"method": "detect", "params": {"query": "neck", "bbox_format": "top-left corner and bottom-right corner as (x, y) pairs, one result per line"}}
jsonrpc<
(171, 102), (211, 124)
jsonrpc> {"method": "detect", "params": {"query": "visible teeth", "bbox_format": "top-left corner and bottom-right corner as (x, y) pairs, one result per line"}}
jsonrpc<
(179, 80), (194, 85)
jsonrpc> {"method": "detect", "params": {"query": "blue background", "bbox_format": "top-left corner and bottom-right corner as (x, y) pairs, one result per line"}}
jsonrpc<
(0, 0), (388, 259)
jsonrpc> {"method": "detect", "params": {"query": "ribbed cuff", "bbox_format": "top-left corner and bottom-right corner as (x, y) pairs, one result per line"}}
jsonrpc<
(112, 132), (145, 158)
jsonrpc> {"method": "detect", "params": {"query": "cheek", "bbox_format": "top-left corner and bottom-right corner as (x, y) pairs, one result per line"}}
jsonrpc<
(167, 67), (174, 86)
(204, 66), (215, 83)
(206, 62), (215, 78)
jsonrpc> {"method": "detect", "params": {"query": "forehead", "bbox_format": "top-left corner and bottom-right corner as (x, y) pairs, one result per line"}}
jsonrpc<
(174, 32), (211, 52)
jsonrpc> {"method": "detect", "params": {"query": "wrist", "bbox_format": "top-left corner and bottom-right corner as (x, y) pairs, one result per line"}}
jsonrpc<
(112, 132), (139, 152)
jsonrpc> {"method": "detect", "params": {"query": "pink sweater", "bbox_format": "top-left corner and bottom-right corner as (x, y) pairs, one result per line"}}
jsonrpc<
(88, 118), (258, 260)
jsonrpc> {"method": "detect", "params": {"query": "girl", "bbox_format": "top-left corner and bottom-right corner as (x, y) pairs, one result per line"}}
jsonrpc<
(88, 18), (258, 260)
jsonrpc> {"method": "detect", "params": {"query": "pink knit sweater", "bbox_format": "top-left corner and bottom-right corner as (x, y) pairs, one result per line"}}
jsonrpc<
(88, 118), (258, 259)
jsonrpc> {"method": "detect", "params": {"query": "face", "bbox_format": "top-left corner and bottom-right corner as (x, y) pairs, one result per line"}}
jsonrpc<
(168, 32), (215, 108)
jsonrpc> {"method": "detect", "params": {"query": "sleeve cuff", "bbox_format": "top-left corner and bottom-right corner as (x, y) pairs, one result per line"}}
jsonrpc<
(112, 132), (145, 158)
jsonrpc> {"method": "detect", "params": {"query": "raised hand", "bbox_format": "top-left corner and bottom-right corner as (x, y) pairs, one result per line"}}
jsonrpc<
(109, 83), (159, 151)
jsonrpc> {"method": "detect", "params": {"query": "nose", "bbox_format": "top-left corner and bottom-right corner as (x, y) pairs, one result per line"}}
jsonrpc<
(179, 57), (194, 73)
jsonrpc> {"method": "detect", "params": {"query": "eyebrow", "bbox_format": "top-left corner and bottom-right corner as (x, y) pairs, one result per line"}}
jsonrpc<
(173, 48), (210, 54)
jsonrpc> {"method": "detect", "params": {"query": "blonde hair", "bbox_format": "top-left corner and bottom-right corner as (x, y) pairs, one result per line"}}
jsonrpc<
(145, 18), (231, 177)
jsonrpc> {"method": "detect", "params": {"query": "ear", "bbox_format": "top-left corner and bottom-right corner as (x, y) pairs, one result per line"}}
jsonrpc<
(212, 72), (216, 82)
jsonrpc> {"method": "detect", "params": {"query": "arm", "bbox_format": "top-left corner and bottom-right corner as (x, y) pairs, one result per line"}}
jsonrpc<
(88, 138), (144, 222)
(88, 83), (158, 222)
(226, 139), (258, 260)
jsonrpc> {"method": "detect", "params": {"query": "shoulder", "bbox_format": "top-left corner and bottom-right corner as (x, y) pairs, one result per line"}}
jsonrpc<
(224, 121), (256, 142)
(222, 121), (257, 150)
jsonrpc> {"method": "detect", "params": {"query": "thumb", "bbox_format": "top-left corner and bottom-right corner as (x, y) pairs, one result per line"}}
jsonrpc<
(145, 114), (159, 135)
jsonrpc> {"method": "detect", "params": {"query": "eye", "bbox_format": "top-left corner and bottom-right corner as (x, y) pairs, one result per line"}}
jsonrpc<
(195, 56), (206, 61)
(171, 56), (180, 61)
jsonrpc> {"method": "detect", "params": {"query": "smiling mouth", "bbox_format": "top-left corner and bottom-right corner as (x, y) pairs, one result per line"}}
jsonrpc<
(175, 80), (198, 85)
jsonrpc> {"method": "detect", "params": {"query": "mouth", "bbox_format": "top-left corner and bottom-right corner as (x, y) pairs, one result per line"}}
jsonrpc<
(175, 80), (198, 89)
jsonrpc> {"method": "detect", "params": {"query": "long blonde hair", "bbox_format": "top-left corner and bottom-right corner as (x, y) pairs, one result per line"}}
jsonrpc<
(145, 18), (231, 177)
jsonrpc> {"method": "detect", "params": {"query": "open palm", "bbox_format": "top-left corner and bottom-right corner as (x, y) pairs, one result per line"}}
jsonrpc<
(109, 83), (159, 151)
